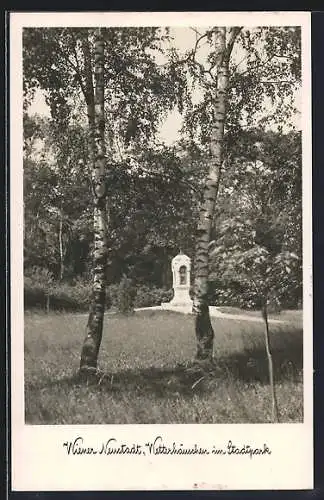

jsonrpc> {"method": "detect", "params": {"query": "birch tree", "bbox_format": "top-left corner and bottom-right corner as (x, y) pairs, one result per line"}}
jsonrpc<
(188, 27), (242, 360)
(209, 128), (302, 421)
(23, 26), (181, 370)
(79, 28), (108, 372)
(178, 26), (301, 361)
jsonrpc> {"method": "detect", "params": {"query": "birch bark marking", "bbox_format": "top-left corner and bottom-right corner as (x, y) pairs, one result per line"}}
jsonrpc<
(193, 27), (241, 361)
(80, 29), (108, 372)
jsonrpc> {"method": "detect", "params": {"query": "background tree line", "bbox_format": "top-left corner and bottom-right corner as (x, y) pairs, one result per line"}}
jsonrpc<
(24, 115), (301, 310)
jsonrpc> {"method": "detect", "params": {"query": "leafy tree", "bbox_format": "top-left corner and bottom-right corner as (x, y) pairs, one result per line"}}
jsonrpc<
(25, 266), (55, 313)
(78, 28), (108, 372)
(176, 26), (301, 360)
(23, 115), (92, 280)
(209, 130), (302, 422)
(23, 26), (183, 371)
(23, 119), (203, 290)
(211, 129), (302, 308)
(116, 275), (136, 314)
(173, 26), (242, 360)
(103, 144), (201, 286)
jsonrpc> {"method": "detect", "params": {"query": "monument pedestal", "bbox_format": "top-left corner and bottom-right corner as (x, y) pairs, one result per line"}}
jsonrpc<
(161, 252), (193, 312)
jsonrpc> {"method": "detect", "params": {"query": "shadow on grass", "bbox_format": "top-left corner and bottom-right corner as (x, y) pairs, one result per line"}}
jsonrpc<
(27, 327), (303, 399)
(219, 332), (303, 385)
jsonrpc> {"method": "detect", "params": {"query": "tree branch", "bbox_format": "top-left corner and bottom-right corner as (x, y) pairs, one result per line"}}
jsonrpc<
(81, 37), (95, 108)
(192, 31), (211, 55)
(231, 52), (276, 79)
(231, 54), (249, 72)
(259, 80), (293, 85)
(55, 39), (87, 100)
(189, 27), (204, 38)
(223, 27), (242, 64)
(71, 34), (87, 97)
(190, 56), (214, 83)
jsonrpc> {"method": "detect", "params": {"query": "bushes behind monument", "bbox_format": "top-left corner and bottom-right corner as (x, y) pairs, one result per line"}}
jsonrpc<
(24, 274), (301, 313)
(24, 276), (174, 313)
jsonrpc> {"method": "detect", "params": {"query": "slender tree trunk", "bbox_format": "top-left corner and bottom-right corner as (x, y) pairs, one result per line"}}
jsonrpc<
(262, 299), (279, 423)
(45, 292), (50, 314)
(193, 27), (240, 361)
(58, 204), (64, 281)
(80, 29), (108, 373)
(162, 248), (170, 288)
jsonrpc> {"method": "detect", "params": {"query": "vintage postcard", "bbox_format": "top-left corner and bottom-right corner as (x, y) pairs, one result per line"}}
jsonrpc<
(10, 11), (312, 490)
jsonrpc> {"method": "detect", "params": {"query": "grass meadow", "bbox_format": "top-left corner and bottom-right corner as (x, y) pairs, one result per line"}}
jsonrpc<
(24, 310), (303, 424)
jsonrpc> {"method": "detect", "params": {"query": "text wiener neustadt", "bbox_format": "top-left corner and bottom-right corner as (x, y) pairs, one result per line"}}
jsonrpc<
(63, 436), (272, 459)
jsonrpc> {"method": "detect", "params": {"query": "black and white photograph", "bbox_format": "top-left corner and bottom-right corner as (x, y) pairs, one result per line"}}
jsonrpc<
(11, 11), (313, 491)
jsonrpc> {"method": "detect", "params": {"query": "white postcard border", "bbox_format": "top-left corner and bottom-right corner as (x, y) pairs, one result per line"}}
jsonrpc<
(10, 11), (313, 491)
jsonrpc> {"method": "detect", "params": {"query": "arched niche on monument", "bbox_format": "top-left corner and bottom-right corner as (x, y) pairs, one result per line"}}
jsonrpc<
(179, 265), (187, 285)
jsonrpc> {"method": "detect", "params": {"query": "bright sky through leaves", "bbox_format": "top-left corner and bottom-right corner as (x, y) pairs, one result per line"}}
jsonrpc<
(27, 27), (301, 145)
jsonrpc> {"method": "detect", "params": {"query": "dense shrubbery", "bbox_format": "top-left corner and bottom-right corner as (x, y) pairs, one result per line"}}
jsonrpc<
(207, 279), (302, 311)
(24, 278), (91, 312)
(108, 283), (173, 309)
(134, 285), (173, 308)
(24, 270), (301, 313)
(24, 274), (174, 312)
(116, 276), (136, 314)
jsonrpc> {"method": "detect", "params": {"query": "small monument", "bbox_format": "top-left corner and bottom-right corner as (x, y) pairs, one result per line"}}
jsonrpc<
(161, 251), (193, 311)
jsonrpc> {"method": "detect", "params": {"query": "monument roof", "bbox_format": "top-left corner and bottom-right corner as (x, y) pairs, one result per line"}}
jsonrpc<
(172, 252), (191, 263)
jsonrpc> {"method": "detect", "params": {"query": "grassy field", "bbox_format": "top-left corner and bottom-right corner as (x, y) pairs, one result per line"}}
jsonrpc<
(25, 310), (303, 424)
